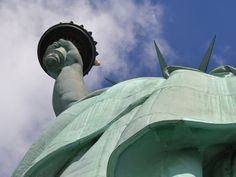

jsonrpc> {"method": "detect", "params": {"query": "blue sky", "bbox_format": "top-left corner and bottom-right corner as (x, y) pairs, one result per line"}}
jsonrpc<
(103, 0), (236, 85)
(162, 0), (236, 70)
(1, 0), (236, 176)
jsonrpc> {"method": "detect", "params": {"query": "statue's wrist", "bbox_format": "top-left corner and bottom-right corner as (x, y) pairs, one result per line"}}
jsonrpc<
(70, 63), (83, 74)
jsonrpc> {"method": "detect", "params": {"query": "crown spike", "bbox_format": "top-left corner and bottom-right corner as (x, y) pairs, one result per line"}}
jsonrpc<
(154, 41), (168, 78)
(105, 77), (117, 85)
(199, 35), (216, 72)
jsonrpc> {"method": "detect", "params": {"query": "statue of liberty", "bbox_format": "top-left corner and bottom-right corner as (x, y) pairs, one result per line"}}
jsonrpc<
(13, 22), (236, 177)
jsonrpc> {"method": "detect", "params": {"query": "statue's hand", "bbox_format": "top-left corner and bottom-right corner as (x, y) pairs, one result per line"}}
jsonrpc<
(43, 39), (83, 78)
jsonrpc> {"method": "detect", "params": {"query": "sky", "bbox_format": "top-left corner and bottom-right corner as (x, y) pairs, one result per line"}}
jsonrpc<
(1, 0), (236, 176)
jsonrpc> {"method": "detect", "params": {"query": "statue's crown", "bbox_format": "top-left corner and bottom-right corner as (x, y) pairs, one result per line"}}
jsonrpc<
(154, 36), (216, 78)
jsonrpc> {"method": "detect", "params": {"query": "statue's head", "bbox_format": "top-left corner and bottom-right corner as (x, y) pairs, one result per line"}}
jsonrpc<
(155, 36), (236, 78)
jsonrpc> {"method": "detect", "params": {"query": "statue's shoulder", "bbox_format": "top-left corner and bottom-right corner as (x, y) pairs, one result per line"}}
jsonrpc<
(80, 77), (166, 102)
(13, 77), (165, 177)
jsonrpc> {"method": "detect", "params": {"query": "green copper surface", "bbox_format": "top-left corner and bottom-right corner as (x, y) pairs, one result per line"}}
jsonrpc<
(199, 35), (216, 72)
(154, 41), (168, 78)
(13, 38), (236, 177)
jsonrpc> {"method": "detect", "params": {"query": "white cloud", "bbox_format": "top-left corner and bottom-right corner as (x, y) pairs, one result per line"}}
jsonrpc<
(212, 44), (231, 67)
(212, 54), (226, 66)
(0, 0), (173, 176)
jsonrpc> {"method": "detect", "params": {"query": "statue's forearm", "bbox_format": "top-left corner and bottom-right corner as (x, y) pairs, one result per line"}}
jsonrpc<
(53, 63), (89, 115)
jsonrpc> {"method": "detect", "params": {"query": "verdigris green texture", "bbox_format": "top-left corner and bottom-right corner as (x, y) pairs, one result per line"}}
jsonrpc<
(13, 39), (236, 177)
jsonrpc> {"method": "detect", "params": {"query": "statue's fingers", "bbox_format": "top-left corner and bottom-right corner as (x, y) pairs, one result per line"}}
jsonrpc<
(58, 39), (69, 50)
(58, 39), (77, 51)
(45, 45), (54, 53)
(66, 41), (77, 50)
(47, 42), (59, 51)
(52, 41), (60, 48)
(58, 39), (67, 45)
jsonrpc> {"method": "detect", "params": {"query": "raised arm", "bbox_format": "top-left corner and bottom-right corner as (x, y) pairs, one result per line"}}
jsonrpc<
(43, 39), (89, 116)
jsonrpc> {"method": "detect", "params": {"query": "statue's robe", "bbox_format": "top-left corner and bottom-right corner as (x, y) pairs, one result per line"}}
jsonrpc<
(13, 69), (236, 177)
